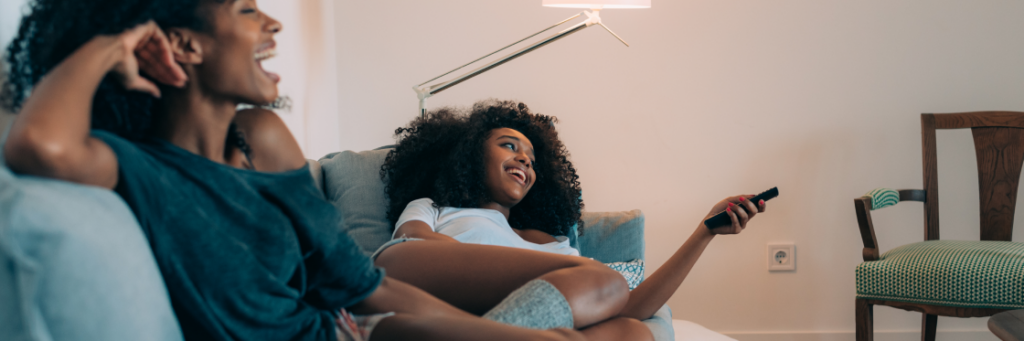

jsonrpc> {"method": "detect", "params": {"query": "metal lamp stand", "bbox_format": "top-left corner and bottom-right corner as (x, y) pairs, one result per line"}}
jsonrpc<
(413, 8), (629, 117)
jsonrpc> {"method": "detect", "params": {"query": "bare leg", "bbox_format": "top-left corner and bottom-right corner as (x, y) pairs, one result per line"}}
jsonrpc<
(375, 241), (629, 328)
(371, 314), (584, 341)
(580, 318), (654, 341)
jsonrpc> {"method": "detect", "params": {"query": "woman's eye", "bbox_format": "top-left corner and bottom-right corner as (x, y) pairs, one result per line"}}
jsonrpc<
(501, 143), (516, 151)
(241, 8), (257, 14)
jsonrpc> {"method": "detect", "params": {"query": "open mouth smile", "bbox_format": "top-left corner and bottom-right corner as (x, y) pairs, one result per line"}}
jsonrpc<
(254, 42), (280, 83)
(505, 167), (529, 186)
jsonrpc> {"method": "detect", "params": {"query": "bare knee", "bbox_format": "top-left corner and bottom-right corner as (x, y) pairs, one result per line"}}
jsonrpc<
(580, 259), (630, 307)
(546, 259), (630, 328)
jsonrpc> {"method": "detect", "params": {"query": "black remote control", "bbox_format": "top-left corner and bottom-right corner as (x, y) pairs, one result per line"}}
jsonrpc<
(703, 187), (779, 229)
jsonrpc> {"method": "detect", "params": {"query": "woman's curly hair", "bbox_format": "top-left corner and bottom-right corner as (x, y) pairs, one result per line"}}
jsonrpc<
(381, 99), (584, 237)
(1, 0), (210, 139)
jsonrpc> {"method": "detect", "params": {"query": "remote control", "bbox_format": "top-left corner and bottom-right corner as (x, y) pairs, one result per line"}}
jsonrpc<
(703, 187), (779, 229)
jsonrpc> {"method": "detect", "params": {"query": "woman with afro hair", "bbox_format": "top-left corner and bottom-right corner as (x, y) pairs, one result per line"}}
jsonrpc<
(1, 0), (589, 340)
(376, 100), (768, 340)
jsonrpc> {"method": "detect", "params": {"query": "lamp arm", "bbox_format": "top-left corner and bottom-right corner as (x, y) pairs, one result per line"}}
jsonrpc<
(415, 13), (584, 88)
(414, 9), (629, 117)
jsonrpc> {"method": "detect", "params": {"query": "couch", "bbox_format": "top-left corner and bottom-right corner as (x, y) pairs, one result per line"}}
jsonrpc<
(0, 129), (732, 341)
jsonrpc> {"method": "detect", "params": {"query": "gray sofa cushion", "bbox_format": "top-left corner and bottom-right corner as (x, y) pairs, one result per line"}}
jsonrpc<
(319, 149), (393, 255)
(0, 167), (183, 341)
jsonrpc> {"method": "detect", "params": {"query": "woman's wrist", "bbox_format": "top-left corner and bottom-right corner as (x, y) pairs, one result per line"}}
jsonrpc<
(693, 223), (715, 242)
(80, 35), (130, 73)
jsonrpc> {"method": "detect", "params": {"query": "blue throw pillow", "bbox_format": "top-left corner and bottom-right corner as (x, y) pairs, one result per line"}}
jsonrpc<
(605, 259), (644, 290)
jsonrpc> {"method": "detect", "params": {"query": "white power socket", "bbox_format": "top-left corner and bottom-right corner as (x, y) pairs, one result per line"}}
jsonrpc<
(767, 243), (795, 271)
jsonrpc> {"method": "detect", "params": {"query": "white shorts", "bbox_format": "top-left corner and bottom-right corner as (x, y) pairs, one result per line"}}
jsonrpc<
(334, 308), (395, 341)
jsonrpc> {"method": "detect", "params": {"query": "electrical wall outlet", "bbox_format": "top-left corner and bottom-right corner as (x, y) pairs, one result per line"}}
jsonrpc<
(767, 243), (795, 271)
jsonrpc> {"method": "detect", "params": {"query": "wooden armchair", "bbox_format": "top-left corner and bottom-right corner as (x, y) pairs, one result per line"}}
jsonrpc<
(854, 112), (1024, 341)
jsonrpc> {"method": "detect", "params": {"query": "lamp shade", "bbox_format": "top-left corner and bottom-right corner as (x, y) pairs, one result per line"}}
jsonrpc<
(542, 0), (650, 9)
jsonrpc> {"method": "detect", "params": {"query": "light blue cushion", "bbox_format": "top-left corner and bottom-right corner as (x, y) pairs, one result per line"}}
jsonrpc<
(578, 210), (646, 263)
(0, 166), (183, 341)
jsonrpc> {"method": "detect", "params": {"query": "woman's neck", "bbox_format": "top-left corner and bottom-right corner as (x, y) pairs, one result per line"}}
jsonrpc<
(152, 85), (238, 163)
(480, 202), (512, 220)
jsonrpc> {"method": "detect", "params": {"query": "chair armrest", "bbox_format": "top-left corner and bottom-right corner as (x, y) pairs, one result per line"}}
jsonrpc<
(854, 189), (926, 261)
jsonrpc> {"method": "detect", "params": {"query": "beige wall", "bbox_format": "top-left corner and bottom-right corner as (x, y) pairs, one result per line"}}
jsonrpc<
(334, 0), (1024, 337)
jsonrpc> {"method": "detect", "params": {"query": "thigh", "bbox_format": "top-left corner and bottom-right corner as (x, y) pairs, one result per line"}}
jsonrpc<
(374, 241), (591, 315)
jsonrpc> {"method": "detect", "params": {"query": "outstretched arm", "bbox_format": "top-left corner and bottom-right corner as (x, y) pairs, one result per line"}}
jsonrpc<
(617, 195), (766, 320)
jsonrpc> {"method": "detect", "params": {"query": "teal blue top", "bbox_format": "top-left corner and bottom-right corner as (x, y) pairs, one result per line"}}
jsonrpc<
(93, 131), (383, 341)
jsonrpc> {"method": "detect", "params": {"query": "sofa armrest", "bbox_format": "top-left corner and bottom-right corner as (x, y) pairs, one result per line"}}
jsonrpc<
(645, 304), (675, 341)
(0, 167), (183, 341)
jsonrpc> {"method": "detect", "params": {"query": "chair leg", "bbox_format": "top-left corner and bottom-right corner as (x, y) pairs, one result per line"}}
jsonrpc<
(857, 299), (874, 341)
(921, 313), (937, 341)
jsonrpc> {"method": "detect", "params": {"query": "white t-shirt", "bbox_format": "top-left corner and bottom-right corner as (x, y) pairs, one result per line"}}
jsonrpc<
(395, 198), (580, 256)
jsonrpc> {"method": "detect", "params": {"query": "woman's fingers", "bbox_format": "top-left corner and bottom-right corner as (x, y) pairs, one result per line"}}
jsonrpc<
(127, 76), (161, 98)
(733, 202), (750, 227)
(707, 194), (767, 235)
(740, 196), (758, 220)
(135, 22), (186, 87)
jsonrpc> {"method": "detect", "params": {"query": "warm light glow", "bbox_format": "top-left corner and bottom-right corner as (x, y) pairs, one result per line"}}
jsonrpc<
(542, 0), (651, 9)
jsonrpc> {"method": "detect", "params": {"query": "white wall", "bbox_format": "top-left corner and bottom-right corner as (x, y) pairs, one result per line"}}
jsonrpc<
(335, 0), (1024, 337)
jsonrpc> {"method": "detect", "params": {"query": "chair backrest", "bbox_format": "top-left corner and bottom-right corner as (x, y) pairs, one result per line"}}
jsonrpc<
(922, 111), (1024, 242)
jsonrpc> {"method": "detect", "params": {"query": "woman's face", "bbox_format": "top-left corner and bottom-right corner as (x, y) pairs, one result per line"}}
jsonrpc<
(193, 0), (282, 105)
(482, 128), (537, 207)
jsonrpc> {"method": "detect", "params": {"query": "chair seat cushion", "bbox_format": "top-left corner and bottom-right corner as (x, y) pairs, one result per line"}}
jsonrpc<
(856, 240), (1024, 309)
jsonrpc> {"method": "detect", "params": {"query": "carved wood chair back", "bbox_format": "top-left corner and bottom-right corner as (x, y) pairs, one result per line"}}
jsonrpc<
(922, 111), (1024, 242)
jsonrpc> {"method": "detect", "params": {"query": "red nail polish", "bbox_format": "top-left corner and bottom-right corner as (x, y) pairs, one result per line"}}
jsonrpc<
(739, 197), (745, 202)
(759, 199), (765, 205)
(728, 202), (734, 207)
(726, 207), (732, 212)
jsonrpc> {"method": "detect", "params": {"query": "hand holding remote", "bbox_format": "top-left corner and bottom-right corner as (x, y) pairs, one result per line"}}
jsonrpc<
(702, 187), (777, 233)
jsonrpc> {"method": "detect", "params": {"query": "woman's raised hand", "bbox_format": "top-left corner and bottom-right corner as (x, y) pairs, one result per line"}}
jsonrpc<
(703, 195), (766, 235)
(110, 20), (187, 98)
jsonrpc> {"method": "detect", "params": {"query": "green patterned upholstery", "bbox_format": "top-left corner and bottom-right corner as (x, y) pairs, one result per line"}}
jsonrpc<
(856, 240), (1024, 309)
(864, 188), (900, 210)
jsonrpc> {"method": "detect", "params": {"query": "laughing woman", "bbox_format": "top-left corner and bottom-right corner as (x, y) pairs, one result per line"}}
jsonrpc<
(377, 100), (768, 341)
(1, 1), (586, 340)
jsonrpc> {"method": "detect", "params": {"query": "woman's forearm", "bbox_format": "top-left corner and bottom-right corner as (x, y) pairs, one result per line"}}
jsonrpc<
(616, 226), (715, 320)
(4, 36), (123, 178)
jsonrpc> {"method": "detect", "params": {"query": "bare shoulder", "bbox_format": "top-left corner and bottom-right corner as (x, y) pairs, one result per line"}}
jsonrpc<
(232, 108), (306, 172)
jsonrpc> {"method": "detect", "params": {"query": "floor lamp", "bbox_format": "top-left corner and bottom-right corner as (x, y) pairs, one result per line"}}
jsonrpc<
(413, 0), (651, 117)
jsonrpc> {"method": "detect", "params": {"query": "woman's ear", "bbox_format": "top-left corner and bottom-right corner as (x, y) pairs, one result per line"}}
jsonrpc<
(166, 28), (203, 65)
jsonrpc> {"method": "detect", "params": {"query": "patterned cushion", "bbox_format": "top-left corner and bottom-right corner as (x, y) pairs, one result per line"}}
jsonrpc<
(864, 188), (900, 210)
(606, 259), (644, 290)
(856, 240), (1024, 309)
